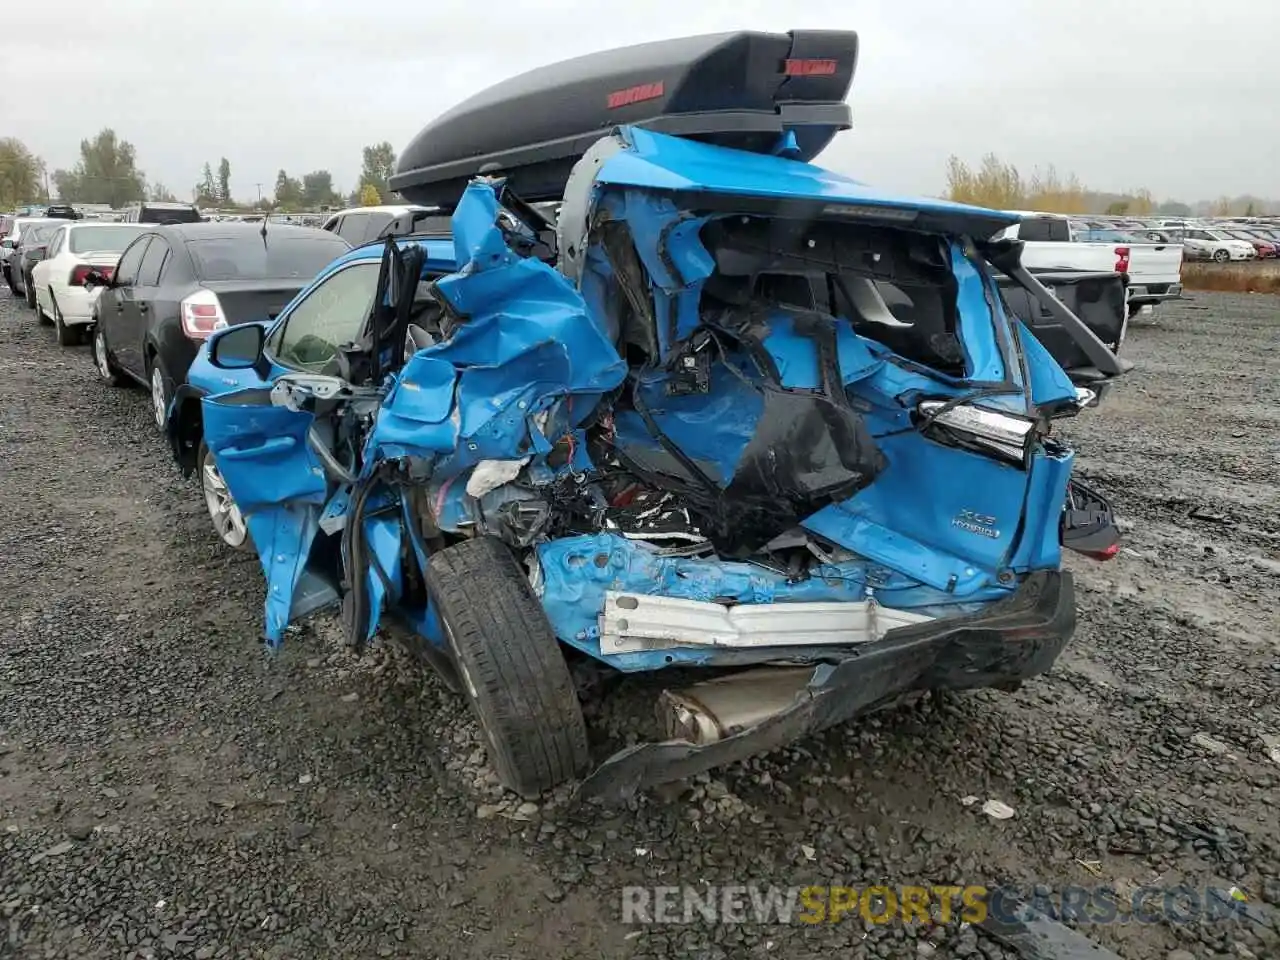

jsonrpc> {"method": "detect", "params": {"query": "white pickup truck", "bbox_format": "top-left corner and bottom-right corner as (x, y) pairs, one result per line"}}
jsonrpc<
(997, 213), (1184, 317)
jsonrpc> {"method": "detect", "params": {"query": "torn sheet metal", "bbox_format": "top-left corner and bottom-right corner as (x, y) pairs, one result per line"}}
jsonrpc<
(599, 591), (934, 654)
(368, 180), (628, 473)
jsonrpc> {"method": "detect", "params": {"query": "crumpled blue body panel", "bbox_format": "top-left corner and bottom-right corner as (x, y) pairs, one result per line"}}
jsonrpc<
(368, 181), (627, 477)
(199, 131), (1086, 668)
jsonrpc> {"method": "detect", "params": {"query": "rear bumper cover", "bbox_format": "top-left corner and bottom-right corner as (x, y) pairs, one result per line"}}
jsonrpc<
(1128, 282), (1183, 304)
(578, 570), (1074, 802)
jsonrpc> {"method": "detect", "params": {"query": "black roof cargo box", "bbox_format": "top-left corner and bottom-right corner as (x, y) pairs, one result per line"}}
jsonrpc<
(390, 29), (858, 208)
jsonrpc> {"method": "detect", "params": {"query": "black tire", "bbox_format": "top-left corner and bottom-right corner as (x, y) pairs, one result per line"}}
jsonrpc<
(425, 536), (589, 797)
(23, 274), (36, 309)
(1212, 248), (1230, 263)
(91, 323), (127, 387)
(52, 292), (78, 346)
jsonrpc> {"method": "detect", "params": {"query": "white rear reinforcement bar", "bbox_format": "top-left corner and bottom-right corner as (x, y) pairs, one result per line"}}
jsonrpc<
(598, 591), (935, 655)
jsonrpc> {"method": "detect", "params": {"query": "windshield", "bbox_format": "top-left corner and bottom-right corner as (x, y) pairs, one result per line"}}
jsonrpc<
(1203, 230), (1229, 241)
(188, 235), (351, 281)
(23, 225), (58, 245)
(1079, 228), (1142, 243)
(68, 225), (146, 254)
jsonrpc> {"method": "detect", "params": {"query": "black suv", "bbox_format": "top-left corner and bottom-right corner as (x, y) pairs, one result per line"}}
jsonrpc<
(122, 202), (203, 225)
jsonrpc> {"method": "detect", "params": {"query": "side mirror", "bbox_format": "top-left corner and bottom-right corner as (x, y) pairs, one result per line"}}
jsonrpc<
(209, 323), (266, 370)
(28, 249), (46, 263)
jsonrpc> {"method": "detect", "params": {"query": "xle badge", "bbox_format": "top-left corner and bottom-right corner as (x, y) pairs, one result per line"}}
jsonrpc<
(952, 509), (999, 539)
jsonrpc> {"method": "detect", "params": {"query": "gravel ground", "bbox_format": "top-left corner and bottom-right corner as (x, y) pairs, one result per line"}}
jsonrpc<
(1, 287), (1278, 960)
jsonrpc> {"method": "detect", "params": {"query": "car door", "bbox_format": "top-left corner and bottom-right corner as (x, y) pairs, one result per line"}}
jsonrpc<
(200, 258), (386, 643)
(31, 227), (64, 310)
(106, 235), (153, 378)
(133, 235), (172, 369)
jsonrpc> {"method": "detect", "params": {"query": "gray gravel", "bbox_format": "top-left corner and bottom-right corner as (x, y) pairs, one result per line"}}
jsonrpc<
(1, 286), (1278, 959)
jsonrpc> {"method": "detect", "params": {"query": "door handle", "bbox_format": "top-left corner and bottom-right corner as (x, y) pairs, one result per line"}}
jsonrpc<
(116, 302), (124, 312)
(219, 436), (298, 461)
(138, 302), (149, 313)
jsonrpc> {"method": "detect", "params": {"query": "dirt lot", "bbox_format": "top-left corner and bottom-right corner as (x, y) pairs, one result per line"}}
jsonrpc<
(1, 287), (1277, 960)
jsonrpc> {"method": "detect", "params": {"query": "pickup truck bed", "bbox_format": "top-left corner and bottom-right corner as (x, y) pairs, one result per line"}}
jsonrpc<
(1000, 220), (1183, 316)
(996, 269), (1128, 387)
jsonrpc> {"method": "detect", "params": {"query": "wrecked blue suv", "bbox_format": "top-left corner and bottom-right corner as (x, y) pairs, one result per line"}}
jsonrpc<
(167, 30), (1126, 801)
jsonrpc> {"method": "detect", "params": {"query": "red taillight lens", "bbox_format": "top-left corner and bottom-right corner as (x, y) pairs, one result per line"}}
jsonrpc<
(784, 58), (839, 76)
(68, 265), (93, 286)
(180, 289), (228, 339)
(1113, 246), (1130, 274)
(1082, 542), (1121, 561)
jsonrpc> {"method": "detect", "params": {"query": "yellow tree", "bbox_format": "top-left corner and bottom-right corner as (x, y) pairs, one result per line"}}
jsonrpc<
(359, 182), (381, 206)
(945, 153), (1024, 209)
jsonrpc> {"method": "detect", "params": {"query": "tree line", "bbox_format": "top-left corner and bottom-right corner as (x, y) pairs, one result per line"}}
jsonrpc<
(0, 129), (401, 212)
(6, 132), (1273, 217)
(944, 153), (1274, 218)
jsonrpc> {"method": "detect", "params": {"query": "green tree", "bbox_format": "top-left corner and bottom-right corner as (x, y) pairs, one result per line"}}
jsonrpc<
(217, 157), (231, 204)
(274, 169), (304, 210)
(52, 128), (146, 206)
(0, 138), (43, 208)
(359, 182), (382, 207)
(1155, 200), (1192, 216)
(301, 170), (338, 208)
(149, 183), (178, 202)
(197, 162), (218, 205)
(359, 141), (396, 200)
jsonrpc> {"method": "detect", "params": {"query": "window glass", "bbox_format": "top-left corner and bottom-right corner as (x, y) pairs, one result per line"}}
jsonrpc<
(138, 240), (170, 286)
(337, 214), (369, 244)
(114, 237), (152, 286)
(363, 213), (395, 243)
(68, 225), (147, 254)
(271, 262), (380, 372)
(187, 235), (349, 281)
(141, 205), (201, 224)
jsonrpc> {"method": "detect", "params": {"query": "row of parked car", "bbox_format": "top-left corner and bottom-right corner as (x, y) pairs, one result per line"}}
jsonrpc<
(1024, 211), (1280, 261)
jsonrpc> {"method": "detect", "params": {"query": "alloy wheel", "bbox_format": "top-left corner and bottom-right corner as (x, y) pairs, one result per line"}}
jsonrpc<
(93, 329), (112, 381)
(201, 449), (248, 548)
(150, 366), (167, 429)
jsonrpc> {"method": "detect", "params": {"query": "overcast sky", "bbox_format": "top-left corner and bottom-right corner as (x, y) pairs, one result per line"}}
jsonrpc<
(2, 0), (1276, 204)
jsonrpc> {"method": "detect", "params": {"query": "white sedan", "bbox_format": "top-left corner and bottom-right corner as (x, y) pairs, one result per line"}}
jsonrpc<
(32, 222), (148, 345)
(1180, 229), (1256, 263)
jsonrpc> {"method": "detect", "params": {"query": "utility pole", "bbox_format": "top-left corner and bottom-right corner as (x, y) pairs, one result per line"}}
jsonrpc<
(255, 183), (263, 202)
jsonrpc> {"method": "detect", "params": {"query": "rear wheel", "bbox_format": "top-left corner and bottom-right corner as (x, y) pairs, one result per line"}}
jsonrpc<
(23, 274), (36, 309)
(425, 536), (590, 797)
(1212, 248), (1230, 263)
(92, 323), (126, 387)
(148, 356), (171, 431)
(51, 292), (78, 346)
(199, 441), (250, 550)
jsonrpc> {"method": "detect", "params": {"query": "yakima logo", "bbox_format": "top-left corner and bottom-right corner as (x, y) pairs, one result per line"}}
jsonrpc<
(784, 58), (838, 77)
(607, 81), (665, 109)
